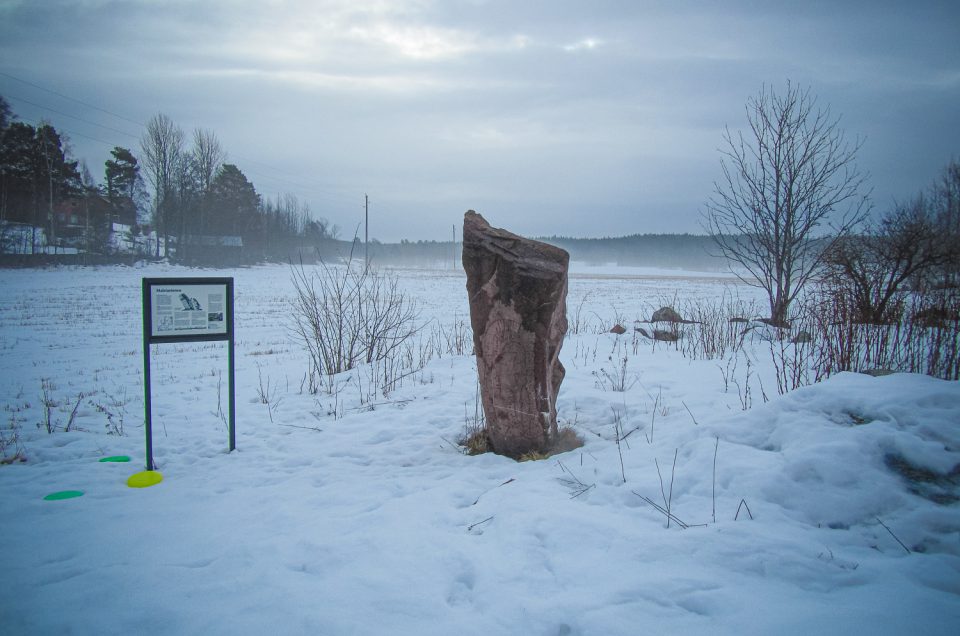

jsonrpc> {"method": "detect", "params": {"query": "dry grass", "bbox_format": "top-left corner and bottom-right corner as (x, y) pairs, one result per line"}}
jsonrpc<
(460, 427), (490, 456)
(465, 425), (584, 462)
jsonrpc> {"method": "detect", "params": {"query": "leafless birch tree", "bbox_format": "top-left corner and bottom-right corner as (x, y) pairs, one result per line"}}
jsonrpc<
(704, 82), (870, 326)
(174, 128), (225, 260)
(140, 113), (183, 258)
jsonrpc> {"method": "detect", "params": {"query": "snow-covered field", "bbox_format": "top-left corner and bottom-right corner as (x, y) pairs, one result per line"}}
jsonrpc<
(1, 262), (958, 635)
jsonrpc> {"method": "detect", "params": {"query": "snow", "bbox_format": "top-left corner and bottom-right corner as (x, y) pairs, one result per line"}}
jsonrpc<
(1, 263), (958, 635)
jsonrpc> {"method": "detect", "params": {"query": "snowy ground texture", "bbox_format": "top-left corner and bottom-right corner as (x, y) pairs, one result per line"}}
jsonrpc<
(1, 262), (959, 635)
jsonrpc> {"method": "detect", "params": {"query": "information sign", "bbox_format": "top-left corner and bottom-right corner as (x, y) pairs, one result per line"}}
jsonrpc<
(145, 280), (231, 342)
(142, 277), (236, 470)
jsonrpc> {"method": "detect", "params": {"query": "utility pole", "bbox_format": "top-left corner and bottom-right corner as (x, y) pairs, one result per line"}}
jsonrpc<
(364, 193), (369, 274)
(452, 224), (456, 270)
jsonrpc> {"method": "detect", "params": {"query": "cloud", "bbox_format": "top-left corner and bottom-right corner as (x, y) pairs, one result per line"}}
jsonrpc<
(347, 22), (478, 60)
(183, 67), (455, 94)
(1, 0), (958, 241)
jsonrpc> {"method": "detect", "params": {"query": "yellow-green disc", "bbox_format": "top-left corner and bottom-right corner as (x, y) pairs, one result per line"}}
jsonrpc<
(127, 471), (163, 488)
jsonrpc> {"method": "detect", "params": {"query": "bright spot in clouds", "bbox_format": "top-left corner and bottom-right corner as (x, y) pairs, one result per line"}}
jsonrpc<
(564, 38), (603, 52)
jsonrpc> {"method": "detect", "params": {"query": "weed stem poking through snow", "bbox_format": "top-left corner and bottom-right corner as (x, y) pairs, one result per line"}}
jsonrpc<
(712, 437), (719, 524)
(876, 517), (911, 554)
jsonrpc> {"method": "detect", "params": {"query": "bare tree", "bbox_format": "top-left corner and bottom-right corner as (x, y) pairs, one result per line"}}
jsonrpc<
(140, 113), (183, 258)
(704, 82), (870, 326)
(931, 159), (960, 286)
(36, 121), (59, 248)
(191, 128), (224, 194)
(172, 146), (196, 261)
(191, 128), (225, 244)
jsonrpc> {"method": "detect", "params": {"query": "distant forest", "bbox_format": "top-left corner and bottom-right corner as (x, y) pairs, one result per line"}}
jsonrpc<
(358, 233), (723, 271)
(543, 234), (722, 270)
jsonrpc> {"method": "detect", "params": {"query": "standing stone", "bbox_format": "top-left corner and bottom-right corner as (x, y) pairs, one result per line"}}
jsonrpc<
(462, 211), (569, 459)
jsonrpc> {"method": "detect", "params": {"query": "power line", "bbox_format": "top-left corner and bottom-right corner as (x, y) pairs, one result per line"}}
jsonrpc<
(14, 114), (120, 150)
(6, 93), (140, 140)
(0, 70), (145, 128)
(1, 72), (350, 198)
(1, 71), (367, 209)
(230, 153), (358, 204)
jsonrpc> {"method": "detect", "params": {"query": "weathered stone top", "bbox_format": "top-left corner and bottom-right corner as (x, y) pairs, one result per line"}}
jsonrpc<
(462, 210), (570, 334)
(463, 211), (568, 279)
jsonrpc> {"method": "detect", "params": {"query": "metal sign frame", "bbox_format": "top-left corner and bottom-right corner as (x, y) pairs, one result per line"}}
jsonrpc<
(142, 277), (235, 470)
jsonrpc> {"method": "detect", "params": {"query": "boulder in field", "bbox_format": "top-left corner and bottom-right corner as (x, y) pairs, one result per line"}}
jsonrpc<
(652, 306), (684, 323)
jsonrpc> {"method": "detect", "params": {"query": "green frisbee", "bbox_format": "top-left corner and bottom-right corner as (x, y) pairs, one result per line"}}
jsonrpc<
(99, 455), (131, 463)
(43, 490), (84, 501)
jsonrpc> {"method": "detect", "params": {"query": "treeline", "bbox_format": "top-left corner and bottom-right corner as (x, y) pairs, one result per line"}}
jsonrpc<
(0, 97), (338, 263)
(0, 99), (88, 253)
(544, 234), (723, 270)
(352, 233), (724, 271)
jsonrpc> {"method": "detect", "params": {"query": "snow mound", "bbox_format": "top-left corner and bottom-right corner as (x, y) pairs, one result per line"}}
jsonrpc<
(707, 372), (960, 554)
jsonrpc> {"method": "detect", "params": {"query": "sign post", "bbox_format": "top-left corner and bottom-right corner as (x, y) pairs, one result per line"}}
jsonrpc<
(142, 277), (235, 470)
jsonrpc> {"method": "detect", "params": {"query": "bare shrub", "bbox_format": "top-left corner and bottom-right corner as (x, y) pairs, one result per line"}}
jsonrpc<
(768, 316), (815, 394)
(37, 378), (85, 434)
(255, 363), (281, 423)
(568, 291), (594, 335)
(39, 378), (59, 434)
(824, 196), (953, 325)
(592, 354), (638, 392)
(799, 283), (959, 381)
(289, 257), (421, 388)
(679, 291), (760, 360)
(1, 399), (27, 463)
(930, 159), (960, 288)
(671, 278), (958, 398)
(436, 314), (471, 357)
(91, 384), (129, 436)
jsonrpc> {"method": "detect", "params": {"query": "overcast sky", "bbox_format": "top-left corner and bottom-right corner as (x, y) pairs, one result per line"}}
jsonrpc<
(1, 0), (958, 242)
